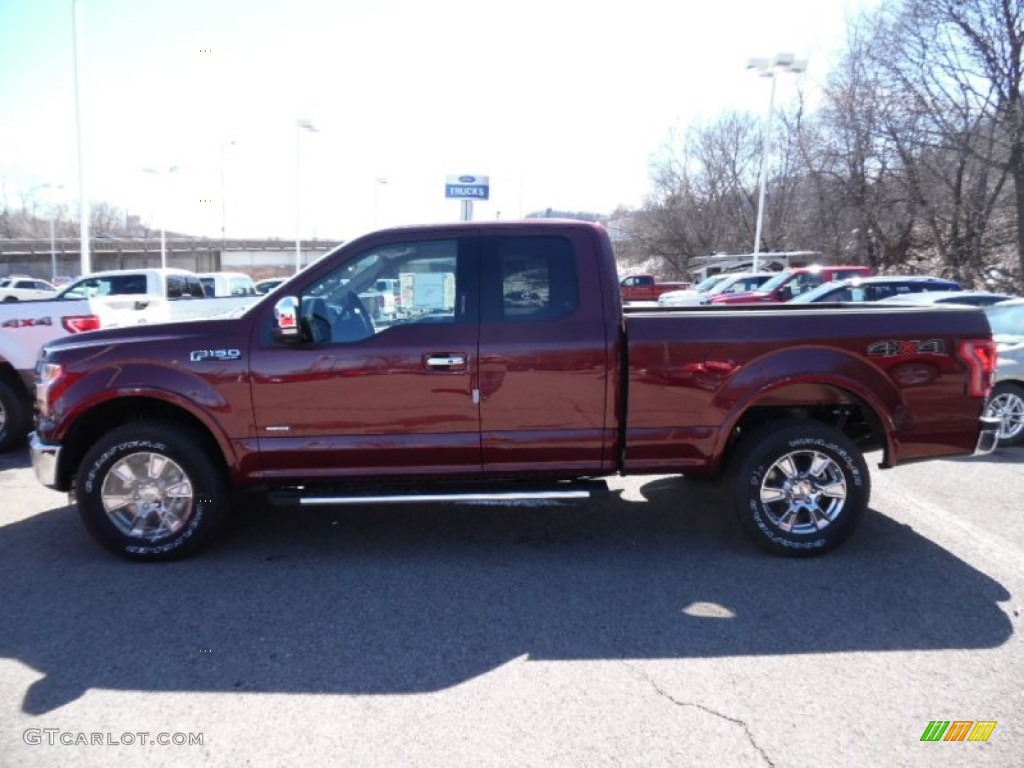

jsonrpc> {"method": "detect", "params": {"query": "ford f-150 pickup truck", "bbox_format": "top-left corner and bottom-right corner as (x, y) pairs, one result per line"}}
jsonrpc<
(30, 221), (999, 561)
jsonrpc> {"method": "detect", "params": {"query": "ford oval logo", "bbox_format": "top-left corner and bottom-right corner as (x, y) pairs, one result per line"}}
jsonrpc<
(458, 175), (476, 183)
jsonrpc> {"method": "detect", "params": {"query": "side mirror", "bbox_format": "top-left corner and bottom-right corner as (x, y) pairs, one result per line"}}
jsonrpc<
(273, 296), (301, 343)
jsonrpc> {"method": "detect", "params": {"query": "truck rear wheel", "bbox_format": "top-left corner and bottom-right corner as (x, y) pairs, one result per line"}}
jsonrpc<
(75, 421), (230, 561)
(728, 419), (869, 556)
(0, 378), (30, 452)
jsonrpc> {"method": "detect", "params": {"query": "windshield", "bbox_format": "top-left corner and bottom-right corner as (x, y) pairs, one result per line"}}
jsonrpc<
(756, 271), (793, 293)
(694, 274), (729, 292)
(787, 281), (845, 304)
(984, 301), (1024, 342)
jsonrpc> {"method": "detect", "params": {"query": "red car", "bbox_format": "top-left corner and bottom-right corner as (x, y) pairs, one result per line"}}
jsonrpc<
(708, 265), (872, 304)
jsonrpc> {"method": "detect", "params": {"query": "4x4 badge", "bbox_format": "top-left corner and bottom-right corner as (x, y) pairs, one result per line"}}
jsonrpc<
(867, 339), (945, 357)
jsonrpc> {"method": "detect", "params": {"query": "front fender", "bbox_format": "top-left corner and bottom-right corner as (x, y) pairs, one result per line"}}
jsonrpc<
(50, 362), (241, 466)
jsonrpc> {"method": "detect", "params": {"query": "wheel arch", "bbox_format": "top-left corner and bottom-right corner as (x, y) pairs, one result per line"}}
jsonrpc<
(712, 359), (898, 473)
(55, 395), (236, 491)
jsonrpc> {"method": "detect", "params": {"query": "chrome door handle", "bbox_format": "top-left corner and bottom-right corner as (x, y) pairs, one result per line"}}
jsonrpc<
(426, 354), (466, 369)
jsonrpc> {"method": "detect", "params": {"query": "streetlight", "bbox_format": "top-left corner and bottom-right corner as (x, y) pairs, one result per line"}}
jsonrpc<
(142, 165), (179, 268)
(295, 118), (319, 274)
(220, 139), (236, 245)
(747, 52), (806, 272)
(30, 183), (65, 281)
(72, 0), (90, 276)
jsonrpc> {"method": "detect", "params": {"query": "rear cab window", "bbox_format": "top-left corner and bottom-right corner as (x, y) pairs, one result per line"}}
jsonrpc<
(489, 236), (579, 322)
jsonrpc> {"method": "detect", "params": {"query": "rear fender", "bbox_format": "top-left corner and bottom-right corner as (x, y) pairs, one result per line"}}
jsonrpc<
(711, 346), (902, 465)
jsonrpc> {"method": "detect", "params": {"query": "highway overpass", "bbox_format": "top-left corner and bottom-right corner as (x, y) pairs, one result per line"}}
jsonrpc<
(0, 237), (340, 280)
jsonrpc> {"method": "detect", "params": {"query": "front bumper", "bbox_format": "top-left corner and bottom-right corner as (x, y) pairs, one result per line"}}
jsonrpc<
(29, 432), (62, 489)
(974, 415), (1002, 456)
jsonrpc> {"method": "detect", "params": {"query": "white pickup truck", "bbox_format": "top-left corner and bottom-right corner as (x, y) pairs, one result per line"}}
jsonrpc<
(0, 267), (262, 450)
(56, 268), (260, 325)
(0, 299), (102, 450)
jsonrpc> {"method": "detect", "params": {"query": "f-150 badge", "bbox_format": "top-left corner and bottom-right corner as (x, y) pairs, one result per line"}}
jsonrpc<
(190, 348), (242, 362)
(867, 339), (945, 357)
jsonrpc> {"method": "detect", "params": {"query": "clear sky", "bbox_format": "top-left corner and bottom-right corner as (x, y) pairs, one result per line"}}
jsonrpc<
(0, 0), (871, 241)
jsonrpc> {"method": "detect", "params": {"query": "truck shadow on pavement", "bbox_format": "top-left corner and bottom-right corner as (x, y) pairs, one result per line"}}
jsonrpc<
(0, 476), (1013, 714)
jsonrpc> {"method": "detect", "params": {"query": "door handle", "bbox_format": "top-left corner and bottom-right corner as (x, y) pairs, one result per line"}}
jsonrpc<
(425, 354), (467, 370)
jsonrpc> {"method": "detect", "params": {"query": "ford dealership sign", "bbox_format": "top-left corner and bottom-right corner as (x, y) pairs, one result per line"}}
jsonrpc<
(445, 174), (489, 200)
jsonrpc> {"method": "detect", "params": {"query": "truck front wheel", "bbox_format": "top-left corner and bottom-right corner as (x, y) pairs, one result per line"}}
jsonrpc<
(728, 419), (870, 556)
(75, 421), (230, 561)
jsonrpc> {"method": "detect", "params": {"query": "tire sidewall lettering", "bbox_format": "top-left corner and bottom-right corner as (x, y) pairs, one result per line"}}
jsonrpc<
(736, 423), (869, 555)
(84, 438), (170, 494)
(82, 436), (209, 552)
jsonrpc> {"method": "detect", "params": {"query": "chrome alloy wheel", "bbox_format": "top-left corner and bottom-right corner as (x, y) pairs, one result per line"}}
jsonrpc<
(986, 389), (1024, 442)
(758, 449), (848, 535)
(100, 452), (194, 539)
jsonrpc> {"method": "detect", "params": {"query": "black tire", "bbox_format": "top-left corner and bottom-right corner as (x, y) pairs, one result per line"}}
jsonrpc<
(728, 419), (870, 556)
(985, 382), (1024, 447)
(0, 378), (31, 452)
(2, 296), (18, 302)
(75, 420), (231, 561)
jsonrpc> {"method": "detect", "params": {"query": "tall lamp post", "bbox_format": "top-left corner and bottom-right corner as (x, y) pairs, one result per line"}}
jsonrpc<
(30, 183), (64, 281)
(219, 139), (236, 245)
(747, 52), (806, 272)
(72, 0), (90, 276)
(142, 165), (179, 268)
(373, 177), (388, 228)
(295, 118), (319, 274)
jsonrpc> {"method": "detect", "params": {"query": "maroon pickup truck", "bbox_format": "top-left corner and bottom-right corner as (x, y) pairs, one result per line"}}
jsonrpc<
(30, 221), (999, 561)
(620, 274), (691, 302)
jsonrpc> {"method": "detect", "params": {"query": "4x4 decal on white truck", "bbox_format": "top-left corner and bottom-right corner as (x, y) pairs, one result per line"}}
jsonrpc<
(1, 316), (53, 329)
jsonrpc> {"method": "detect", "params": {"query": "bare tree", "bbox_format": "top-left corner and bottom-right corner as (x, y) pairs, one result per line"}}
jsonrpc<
(872, 0), (1024, 280)
(625, 113), (767, 275)
(793, 19), (918, 271)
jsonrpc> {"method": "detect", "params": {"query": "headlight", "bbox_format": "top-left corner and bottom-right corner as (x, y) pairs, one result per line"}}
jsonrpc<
(36, 362), (63, 386)
(35, 362), (64, 418)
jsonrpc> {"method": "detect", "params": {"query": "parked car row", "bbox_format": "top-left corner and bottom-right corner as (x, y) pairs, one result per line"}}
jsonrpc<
(649, 263), (1022, 447)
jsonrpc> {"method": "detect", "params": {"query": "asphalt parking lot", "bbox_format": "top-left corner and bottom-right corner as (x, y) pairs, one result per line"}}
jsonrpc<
(0, 445), (1021, 767)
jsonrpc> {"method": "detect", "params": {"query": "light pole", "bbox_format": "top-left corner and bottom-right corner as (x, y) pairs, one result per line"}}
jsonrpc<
(142, 165), (179, 268)
(72, 0), (90, 276)
(373, 177), (388, 228)
(220, 140), (236, 245)
(29, 183), (65, 281)
(295, 118), (318, 274)
(747, 52), (806, 272)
